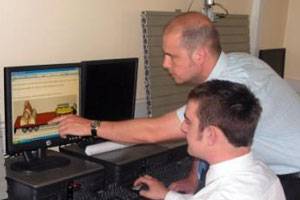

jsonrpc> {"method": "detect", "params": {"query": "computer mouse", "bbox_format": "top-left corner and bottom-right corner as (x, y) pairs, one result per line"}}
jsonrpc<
(132, 183), (149, 191)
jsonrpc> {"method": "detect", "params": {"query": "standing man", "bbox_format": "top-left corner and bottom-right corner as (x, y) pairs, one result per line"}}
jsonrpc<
(134, 80), (285, 200)
(52, 12), (300, 199)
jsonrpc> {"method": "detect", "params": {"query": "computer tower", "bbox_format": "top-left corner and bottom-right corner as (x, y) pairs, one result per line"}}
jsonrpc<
(60, 141), (192, 200)
(60, 141), (192, 186)
(5, 150), (105, 200)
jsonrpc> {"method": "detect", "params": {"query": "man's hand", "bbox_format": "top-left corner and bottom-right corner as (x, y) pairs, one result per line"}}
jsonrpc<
(49, 114), (91, 138)
(134, 175), (169, 200)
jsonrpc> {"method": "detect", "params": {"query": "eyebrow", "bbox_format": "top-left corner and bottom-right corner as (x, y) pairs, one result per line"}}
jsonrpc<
(163, 51), (173, 57)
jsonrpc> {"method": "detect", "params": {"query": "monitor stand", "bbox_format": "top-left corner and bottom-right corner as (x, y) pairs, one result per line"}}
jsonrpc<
(10, 148), (70, 172)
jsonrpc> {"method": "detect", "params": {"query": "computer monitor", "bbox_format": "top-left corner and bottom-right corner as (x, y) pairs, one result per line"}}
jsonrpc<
(81, 58), (138, 121)
(259, 48), (286, 78)
(4, 63), (81, 171)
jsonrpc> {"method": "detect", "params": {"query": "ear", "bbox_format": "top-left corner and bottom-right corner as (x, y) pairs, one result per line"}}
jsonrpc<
(204, 125), (220, 146)
(192, 47), (207, 65)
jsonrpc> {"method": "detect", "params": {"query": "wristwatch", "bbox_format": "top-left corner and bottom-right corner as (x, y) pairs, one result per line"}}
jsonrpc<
(90, 120), (100, 137)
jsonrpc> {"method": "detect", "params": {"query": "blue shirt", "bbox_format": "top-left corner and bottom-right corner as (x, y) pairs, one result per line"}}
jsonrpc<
(177, 52), (300, 175)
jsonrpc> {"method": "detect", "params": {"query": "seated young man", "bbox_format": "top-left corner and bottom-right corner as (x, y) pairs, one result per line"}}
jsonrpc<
(134, 80), (285, 200)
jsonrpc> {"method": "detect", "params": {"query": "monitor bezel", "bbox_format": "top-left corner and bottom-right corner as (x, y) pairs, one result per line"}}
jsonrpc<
(4, 63), (82, 156)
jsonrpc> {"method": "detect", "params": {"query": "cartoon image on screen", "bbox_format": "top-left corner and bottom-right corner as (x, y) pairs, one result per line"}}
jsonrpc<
(13, 99), (77, 144)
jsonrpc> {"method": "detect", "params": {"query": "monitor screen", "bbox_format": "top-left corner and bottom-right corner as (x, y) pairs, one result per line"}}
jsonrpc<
(81, 58), (138, 121)
(4, 63), (81, 156)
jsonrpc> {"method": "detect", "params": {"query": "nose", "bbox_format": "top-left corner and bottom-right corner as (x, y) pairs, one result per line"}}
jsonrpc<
(162, 55), (171, 69)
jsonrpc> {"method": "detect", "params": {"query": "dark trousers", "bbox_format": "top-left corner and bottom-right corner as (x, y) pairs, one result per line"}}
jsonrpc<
(278, 173), (300, 200)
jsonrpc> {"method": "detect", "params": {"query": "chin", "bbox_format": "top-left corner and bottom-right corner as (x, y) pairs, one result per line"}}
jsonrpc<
(174, 78), (186, 85)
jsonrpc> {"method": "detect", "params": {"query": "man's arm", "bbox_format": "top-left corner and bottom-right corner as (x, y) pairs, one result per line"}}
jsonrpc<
(50, 110), (185, 143)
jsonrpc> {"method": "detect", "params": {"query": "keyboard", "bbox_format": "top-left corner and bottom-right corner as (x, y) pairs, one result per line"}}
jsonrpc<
(97, 184), (140, 200)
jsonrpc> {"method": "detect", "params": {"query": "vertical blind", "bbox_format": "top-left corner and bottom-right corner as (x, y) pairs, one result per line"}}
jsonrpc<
(142, 11), (249, 117)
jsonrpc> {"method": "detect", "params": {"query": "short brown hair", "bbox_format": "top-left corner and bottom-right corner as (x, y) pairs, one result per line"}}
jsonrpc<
(188, 80), (262, 147)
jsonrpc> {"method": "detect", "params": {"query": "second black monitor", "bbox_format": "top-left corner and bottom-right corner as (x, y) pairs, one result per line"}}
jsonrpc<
(81, 58), (138, 121)
(259, 48), (285, 78)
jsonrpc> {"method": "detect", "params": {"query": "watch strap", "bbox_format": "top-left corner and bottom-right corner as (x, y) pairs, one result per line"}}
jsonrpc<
(91, 120), (100, 137)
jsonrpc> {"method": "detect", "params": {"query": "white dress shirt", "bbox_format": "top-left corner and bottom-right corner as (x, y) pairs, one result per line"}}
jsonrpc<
(177, 52), (300, 175)
(165, 153), (285, 200)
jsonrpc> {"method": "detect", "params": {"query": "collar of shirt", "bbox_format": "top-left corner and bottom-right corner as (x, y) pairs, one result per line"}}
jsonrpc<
(205, 152), (254, 186)
(206, 51), (227, 81)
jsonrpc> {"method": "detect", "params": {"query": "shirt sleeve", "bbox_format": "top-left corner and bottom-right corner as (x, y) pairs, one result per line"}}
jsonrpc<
(165, 191), (193, 200)
(176, 105), (186, 123)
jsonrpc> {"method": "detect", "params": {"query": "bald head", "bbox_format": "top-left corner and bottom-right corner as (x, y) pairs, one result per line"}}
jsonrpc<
(164, 12), (221, 56)
(164, 12), (212, 33)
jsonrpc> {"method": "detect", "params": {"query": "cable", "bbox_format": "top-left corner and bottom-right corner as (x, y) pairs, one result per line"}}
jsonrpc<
(186, 0), (195, 12)
(214, 2), (229, 18)
(185, 0), (229, 20)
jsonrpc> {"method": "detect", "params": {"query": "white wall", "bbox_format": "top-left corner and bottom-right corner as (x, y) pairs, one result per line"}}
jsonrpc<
(284, 0), (300, 80)
(258, 0), (289, 49)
